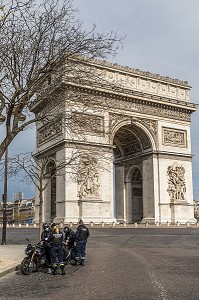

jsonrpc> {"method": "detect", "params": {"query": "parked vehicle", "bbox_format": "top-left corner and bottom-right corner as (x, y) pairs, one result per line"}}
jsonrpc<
(21, 238), (48, 275)
(64, 245), (77, 265)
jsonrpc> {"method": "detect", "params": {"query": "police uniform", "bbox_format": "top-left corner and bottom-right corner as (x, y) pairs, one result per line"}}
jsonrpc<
(47, 228), (65, 275)
(75, 221), (90, 265)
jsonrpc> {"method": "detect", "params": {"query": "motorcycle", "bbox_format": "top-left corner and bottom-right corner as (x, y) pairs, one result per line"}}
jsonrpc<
(63, 244), (77, 265)
(20, 238), (48, 275)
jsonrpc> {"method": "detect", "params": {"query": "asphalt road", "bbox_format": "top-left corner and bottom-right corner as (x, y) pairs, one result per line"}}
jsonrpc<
(0, 227), (199, 300)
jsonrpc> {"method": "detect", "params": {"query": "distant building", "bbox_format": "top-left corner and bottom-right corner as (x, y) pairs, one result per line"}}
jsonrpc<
(13, 192), (24, 202)
(193, 200), (199, 214)
(0, 197), (35, 224)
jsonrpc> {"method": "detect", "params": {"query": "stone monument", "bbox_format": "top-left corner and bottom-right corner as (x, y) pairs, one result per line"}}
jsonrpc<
(31, 57), (198, 224)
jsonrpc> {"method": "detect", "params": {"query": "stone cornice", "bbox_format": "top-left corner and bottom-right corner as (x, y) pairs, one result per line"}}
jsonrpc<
(108, 149), (192, 163)
(72, 56), (191, 88)
(65, 82), (197, 114)
(30, 57), (198, 115)
(36, 139), (115, 158)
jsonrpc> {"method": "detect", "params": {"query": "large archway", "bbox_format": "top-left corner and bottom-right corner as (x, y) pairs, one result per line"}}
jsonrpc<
(113, 123), (154, 223)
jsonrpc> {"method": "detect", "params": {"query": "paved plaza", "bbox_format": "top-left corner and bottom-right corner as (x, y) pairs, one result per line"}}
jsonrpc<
(0, 227), (199, 299)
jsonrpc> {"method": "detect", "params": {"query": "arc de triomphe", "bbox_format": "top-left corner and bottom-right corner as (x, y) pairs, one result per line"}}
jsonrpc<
(32, 57), (197, 224)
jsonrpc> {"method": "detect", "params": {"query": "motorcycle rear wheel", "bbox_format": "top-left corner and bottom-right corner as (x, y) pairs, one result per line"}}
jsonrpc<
(20, 257), (34, 275)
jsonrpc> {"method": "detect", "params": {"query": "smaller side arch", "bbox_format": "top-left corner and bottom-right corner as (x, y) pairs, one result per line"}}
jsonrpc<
(125, 165), (143, 223)
(125, 164), (142, 184)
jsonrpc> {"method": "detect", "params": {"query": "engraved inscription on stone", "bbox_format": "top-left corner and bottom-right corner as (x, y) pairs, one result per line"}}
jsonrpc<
(167, 163), (186, 202)
(77, 156), (100, 199)
(163, 127), (187, 147)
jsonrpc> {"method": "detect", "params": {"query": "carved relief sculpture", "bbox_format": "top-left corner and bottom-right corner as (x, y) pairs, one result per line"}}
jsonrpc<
(167, 163), (186, 202)
(163, 127), (187, 147)
(77, 156), (100, 199)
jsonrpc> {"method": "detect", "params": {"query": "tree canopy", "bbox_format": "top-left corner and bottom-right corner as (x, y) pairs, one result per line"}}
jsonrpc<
(0, 0), (122, 159)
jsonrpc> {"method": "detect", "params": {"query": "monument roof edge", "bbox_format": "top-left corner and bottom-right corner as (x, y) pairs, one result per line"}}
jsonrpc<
(74, 56), (191, 88)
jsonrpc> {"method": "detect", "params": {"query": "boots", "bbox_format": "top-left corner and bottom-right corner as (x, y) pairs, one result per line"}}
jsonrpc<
(47, 267), (52, 274)
(52, 268), (57, 275)
(80, 259), (85, 266)
(61, 268), (66, 275)
(75, 258), (81, 265)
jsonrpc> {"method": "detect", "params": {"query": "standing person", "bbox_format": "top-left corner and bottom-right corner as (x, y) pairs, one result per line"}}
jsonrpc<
(75, 219), (90, 266)
(63, 226), (77, 262)
(41, 223), (52, 274)
(46, 223), (65, 275)
(64, 226), (76, 249)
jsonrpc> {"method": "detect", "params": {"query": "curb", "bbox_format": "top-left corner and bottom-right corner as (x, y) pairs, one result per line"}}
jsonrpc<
(0, 261), (21, 279)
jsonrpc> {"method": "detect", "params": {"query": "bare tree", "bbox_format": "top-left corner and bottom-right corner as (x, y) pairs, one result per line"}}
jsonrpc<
(8, 151), (80, 237)
(0, 0), (123, 159)
(3, 147), (111, 237)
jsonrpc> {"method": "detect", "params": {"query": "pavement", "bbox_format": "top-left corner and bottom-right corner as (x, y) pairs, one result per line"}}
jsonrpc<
(0, 244), (25, 278)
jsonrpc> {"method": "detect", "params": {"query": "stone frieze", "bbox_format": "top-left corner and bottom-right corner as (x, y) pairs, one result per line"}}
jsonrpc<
(162, 127), (187, 147)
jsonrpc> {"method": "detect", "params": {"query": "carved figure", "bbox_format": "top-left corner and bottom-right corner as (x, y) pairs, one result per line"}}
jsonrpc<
(77, 157), (100, 199)
(167, 163), (186, 201)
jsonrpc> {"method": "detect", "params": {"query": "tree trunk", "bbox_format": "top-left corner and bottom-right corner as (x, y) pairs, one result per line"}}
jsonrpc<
(38, 187), (43, 239)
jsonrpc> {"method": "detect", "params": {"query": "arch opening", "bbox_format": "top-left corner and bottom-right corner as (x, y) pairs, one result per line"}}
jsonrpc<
(113, 123), (153, 223)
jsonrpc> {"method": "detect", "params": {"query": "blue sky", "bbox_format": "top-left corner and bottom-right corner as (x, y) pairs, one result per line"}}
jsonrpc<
(1, 0), (199, 200)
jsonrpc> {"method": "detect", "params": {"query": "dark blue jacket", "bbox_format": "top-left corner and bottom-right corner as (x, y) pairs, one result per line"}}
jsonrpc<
(76, 224), (90, 242)
(46, 231), (63, 246)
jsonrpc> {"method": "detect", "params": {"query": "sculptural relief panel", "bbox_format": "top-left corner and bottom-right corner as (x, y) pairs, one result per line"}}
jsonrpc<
(162, 127), (187, 147)
(38, 119), (62, 145)
(77, 156), (100, 200)
(167, 163), (186, 202)
(71, 112), (104, 135)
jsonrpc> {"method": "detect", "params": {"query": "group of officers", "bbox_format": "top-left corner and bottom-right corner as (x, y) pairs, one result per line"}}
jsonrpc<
(41, 219), (90, 275)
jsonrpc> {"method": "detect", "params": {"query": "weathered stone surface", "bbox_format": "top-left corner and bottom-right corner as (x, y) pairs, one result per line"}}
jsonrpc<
(32, 57), (197, 224)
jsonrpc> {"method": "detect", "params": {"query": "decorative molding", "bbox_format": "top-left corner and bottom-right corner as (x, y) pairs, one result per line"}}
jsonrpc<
(109, 112), (158, 141)
(109, 113), (131, 130)
(88, 57), (190, 88)
(102, 96), (191, 122)
(136, 101), (191, 121)
(139, 118), (158, 138)
(162, 127), (187, 147)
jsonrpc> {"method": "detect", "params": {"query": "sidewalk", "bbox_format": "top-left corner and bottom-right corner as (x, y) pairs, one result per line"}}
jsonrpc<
(0, 244), (25, 278)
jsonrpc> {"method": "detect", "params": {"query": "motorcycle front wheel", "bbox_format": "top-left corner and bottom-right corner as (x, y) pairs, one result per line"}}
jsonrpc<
(20, 257), (34, 275)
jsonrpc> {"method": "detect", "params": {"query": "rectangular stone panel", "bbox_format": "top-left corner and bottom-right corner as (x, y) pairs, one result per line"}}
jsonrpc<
(162, 127), (187, 147)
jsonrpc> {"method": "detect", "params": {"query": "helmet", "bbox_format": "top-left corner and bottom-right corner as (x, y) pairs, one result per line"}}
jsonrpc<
(51, 223), (56, 228)
(64, 226), (70, 234)
(42, 223), (50, 232)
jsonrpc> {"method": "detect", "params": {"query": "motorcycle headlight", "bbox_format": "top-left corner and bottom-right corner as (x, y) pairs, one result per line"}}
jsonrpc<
(25, 249), (32, 255)
(25, 244), (35, 255)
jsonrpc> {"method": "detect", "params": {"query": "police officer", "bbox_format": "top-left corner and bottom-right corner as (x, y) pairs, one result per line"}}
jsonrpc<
(63, 226), (76, 262)
(46, 223), (65, 275)
(64, 226), (76, 248)
(41, 223), (52, 274)
(75, 219), (90, 266)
